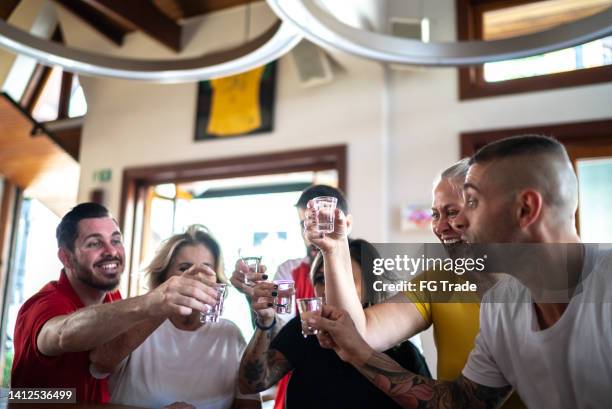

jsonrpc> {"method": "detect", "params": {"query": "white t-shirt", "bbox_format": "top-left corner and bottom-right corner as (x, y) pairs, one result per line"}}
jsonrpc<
(463, 245), (612, 409)
(109, 319), (259, 409)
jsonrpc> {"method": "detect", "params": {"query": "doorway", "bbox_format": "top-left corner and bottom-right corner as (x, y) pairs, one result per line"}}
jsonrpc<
(120, 145), (347, 338)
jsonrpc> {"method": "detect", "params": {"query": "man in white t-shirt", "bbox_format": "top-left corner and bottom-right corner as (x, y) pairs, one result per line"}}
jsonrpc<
(307, 135), (612, 409)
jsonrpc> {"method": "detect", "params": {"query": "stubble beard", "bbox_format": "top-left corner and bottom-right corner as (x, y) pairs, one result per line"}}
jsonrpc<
(71, 255), (121, 291)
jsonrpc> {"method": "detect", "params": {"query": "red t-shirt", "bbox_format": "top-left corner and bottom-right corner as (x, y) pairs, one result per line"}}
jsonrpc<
(291, 261), (314, 300)
(274, 260), (314, 409)
(11, 270), (122, 403)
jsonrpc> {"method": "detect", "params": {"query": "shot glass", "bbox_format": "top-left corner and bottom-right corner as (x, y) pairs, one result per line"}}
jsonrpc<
(312, 196), (337, 233)
(273, 279), (295, 314)
(200, 283), (227, 324)
(240, 254), (262, 286)
(297, 297), (324, 337)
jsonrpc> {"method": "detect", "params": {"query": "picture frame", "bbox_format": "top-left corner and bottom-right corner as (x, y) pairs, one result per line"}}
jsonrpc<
(194, 62), (276, 141)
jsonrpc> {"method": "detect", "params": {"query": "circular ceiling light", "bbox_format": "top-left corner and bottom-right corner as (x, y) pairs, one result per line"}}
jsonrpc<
(267, 0), (612, 66)
(0, 19), (301, 83)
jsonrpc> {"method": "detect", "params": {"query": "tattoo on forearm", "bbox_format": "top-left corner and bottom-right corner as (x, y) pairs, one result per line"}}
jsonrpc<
(358, 351), (512, 409)
(239, 323), (292, 393)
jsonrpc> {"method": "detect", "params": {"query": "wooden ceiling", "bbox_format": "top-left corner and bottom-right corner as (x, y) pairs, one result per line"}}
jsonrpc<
(49, 0), (262, 51)
(0, 94), (79, 216)
(153, 0), (262, 20)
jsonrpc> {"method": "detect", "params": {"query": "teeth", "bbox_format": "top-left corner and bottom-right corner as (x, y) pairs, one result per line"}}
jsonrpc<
(443, 238), (461, 244)
(99, 263), (118, 271)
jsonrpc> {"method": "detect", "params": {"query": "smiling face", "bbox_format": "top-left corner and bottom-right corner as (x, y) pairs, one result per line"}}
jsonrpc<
(431, 178), (466, 245)
(66, 217), (124, 291)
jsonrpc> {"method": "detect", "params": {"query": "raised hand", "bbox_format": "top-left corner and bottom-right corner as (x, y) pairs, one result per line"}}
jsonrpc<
(145, 265), (220, 317)
(307, 304), (374, 366)
(230, 259), (268, 297)
(303, 200), (349, 255)
(251, 281), (293, 327)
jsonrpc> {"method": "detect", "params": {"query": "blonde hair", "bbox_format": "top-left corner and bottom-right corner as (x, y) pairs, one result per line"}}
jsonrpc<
(145, 224), (227, 290)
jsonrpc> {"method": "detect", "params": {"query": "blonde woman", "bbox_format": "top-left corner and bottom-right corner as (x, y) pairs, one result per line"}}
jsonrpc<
(109, 225), (261, 409)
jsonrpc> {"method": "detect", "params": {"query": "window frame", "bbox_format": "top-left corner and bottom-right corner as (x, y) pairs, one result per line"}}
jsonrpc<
(457, 0), (612, 100)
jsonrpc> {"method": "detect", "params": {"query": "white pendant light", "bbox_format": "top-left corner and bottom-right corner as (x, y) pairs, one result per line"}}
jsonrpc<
(0, 19), (301, 83)
(266, 0), (612, 66)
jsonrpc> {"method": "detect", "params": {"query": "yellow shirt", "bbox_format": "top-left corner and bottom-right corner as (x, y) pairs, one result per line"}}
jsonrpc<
(207, 66), (265, 136)
(405, 271), (524, 409)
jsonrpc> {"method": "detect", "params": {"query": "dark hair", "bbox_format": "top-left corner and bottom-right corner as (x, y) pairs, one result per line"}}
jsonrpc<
(310, 238), (389, 305)
(56, 202), (112, 251)
(296, 184), (349, 214)
(470, 134), (568, 166)
(348, 239), (390, 305)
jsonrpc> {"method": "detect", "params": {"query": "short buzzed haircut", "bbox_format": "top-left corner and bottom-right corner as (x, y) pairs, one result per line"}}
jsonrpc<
(296, 184), (349, 214)
(470, 135), (568, 166)
(470, 135), (577, 225)
(56, 202), (112, 251)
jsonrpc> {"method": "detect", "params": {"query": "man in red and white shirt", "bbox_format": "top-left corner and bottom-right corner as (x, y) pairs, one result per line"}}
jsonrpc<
(231, 185), (352, 409)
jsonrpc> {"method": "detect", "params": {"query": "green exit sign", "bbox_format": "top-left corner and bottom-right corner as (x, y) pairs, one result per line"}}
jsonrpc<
(93, 169), (112, 182)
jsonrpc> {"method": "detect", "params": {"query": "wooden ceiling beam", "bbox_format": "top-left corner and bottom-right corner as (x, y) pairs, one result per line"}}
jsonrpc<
(153, 0), (262, 21)
(53, 0), (128, 46)
(83, 0), (183, 52)
(0, 0), (21, 20)
(20, 63), (52, 113)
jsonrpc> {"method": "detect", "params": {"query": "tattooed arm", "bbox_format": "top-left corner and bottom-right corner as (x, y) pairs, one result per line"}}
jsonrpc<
(310, 305), (512, 409)
(239, 282), (293, 394)
(356, 351), (511, 409)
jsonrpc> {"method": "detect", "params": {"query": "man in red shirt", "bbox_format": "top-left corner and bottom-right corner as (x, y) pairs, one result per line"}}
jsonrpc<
(231, 185), (352, 409)
(11, 202), (219, 403)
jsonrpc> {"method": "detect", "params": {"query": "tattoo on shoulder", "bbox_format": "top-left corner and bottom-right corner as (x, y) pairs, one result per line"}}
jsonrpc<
(243, 349), (292, 392)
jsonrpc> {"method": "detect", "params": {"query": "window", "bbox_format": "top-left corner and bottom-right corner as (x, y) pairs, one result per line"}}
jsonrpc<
(0, 199), (62, 386)
(30, 67), (87, 122)
(140, 172), (337, 341)
(457, 0), (612, 99)
(577, 157), (612, 242)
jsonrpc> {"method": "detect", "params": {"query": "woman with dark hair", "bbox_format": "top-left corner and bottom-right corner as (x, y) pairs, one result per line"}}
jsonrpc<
(108, 225), (261, 409)
(238, 238), (429, 409)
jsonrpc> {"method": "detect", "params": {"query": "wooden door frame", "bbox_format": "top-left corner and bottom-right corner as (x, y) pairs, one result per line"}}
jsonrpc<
(120, 145), (347, 296)
(460, 118), (612, 157)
